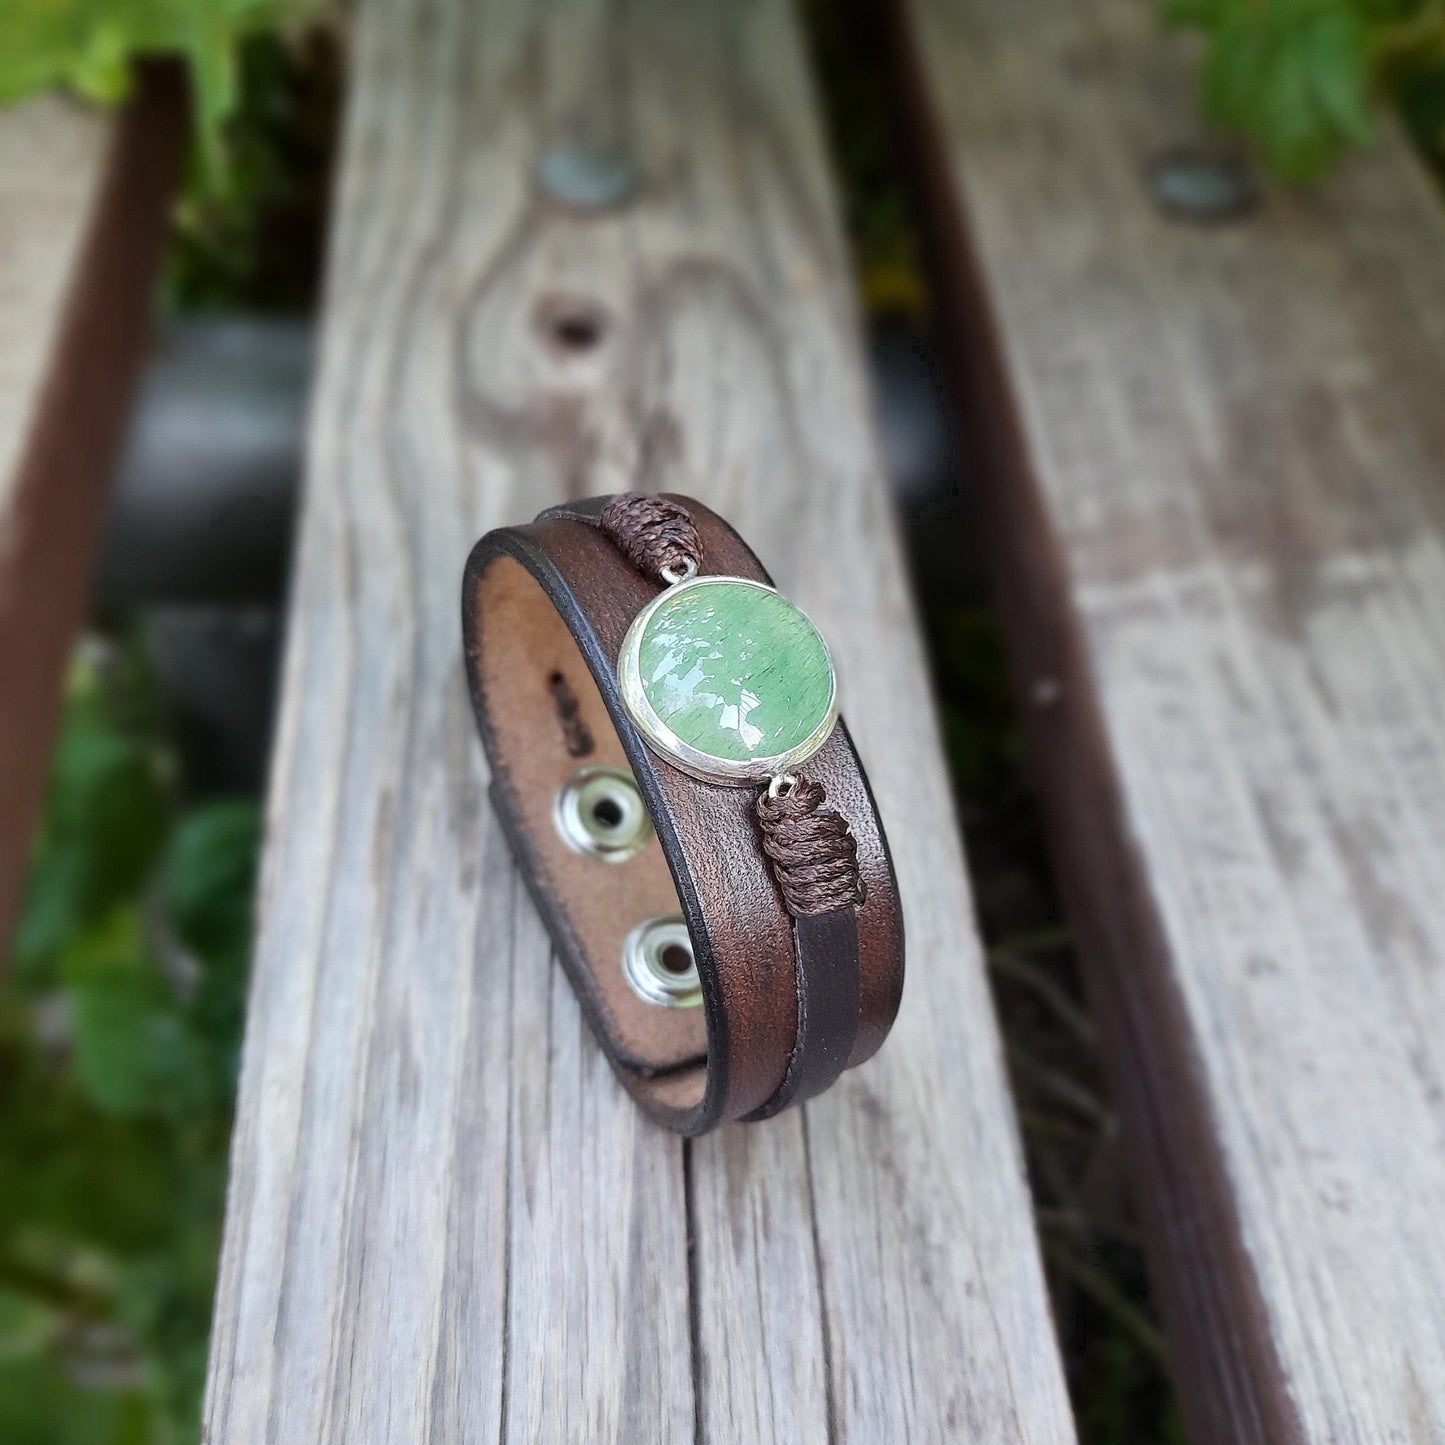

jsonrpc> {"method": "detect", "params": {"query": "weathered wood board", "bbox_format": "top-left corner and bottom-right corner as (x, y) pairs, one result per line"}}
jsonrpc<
(203, 2), (1077, 1442)
(0, 72), (183, 948)
(891, 0), (1445, 1440)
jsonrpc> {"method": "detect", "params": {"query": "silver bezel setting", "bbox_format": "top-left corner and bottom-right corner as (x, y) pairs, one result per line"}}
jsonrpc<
(617, 574), (839, 786)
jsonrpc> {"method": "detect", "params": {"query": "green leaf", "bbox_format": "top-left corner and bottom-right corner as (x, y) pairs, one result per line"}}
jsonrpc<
(1, 630), (253, 1444)
(71, 983), (170, 1117)
(0, 1288), (56, 1362)
(0, 1358), (155, 1445)
(162, 800), (261, 1101)
(57, 905), (149, 987)
(1164, 0), (1416, 181)
(0, 0), (327, 183)
(1160, 0), (1216, 25)
(60, 906), (208, 1120)
(13, 676), (170, 986)
(161, 802), (261, 961)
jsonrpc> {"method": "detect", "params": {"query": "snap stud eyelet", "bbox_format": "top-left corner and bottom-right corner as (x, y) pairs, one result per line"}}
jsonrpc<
(554, 767), (652, 862)
(621, 916), (702, 1008)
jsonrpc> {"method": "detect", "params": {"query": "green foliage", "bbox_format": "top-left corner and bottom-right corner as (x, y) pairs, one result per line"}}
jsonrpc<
(0, 0), (324, 170)
(163, 26), (340, 312)
(1, 640), (260, 1444)
(1164, 0), (1445, 179)
(0, 2), (341, 309)
(13, 644), (169, 990)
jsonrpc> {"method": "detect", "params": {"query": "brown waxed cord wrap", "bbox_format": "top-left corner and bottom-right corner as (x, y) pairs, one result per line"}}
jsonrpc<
(600, 492), (702, 580)
(756, 777), (867, 916)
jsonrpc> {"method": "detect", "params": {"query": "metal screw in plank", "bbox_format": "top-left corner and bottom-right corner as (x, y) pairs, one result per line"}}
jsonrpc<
(536, 145), (637, 211)
(1148, 148), (1257, 223)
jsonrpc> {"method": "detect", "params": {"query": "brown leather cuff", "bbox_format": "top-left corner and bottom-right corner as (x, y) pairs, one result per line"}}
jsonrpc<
(461, 495), (903, 1134)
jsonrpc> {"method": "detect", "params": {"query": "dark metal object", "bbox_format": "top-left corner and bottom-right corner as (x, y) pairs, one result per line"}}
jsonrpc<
(1148, 149), (1258, 223)
(145, 606), (283, 794)
(96, 318), (311, 610)
(95, 317), (310, 792)
(536, 146), (637, 210)
(99, 316), (948, 608)
(868, 314), (958, 508)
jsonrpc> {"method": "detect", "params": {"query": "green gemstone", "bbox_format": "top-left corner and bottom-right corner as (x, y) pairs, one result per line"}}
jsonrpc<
(634, 579), (835, 765)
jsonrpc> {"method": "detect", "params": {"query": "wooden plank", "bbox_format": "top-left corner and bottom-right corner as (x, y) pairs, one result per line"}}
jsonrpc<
(889, 0), (1445, 1440)
(202, 1), (1078, 1441)
(0, 69), (185, 946)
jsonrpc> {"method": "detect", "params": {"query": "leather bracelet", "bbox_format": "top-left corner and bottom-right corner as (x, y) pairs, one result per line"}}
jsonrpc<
(461, 494), (904, 1134)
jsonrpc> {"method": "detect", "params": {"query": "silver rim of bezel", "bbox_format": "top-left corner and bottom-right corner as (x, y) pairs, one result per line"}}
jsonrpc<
(616, 574), (840, 786)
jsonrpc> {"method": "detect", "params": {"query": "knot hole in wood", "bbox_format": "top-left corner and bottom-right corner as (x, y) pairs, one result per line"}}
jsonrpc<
(534, 292), (611, 361)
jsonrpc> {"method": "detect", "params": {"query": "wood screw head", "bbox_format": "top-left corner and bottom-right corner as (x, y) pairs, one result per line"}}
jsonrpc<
(536, 146), (637, 210)
(1148, 149), (1257, 223)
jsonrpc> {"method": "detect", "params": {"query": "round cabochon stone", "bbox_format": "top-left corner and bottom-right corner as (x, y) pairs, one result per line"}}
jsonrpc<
(633, 578), (835, 768)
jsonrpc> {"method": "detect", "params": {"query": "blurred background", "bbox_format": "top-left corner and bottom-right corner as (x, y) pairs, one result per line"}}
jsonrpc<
(3, 1), (1444, 1441)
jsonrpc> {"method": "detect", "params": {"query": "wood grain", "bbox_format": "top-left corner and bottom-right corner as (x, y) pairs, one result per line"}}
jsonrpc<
(890, 0), (1445, 1440)
(203, 0), (1076, 1441)
(0, 70), (184, 951)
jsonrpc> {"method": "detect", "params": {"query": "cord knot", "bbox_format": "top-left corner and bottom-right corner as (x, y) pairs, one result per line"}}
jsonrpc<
(599, 492), (702, 582)
(756, 776), (865, 916)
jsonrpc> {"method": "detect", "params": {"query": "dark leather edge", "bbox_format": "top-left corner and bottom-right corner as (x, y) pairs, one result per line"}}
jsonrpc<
(839, 714), (907, 1068)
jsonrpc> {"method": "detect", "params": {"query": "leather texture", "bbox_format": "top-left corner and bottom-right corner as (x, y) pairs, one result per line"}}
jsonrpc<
(462, 495), (904, 1134)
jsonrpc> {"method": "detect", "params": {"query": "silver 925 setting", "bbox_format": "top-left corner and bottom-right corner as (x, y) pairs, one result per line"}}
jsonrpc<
(617, 573), (839, 786)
